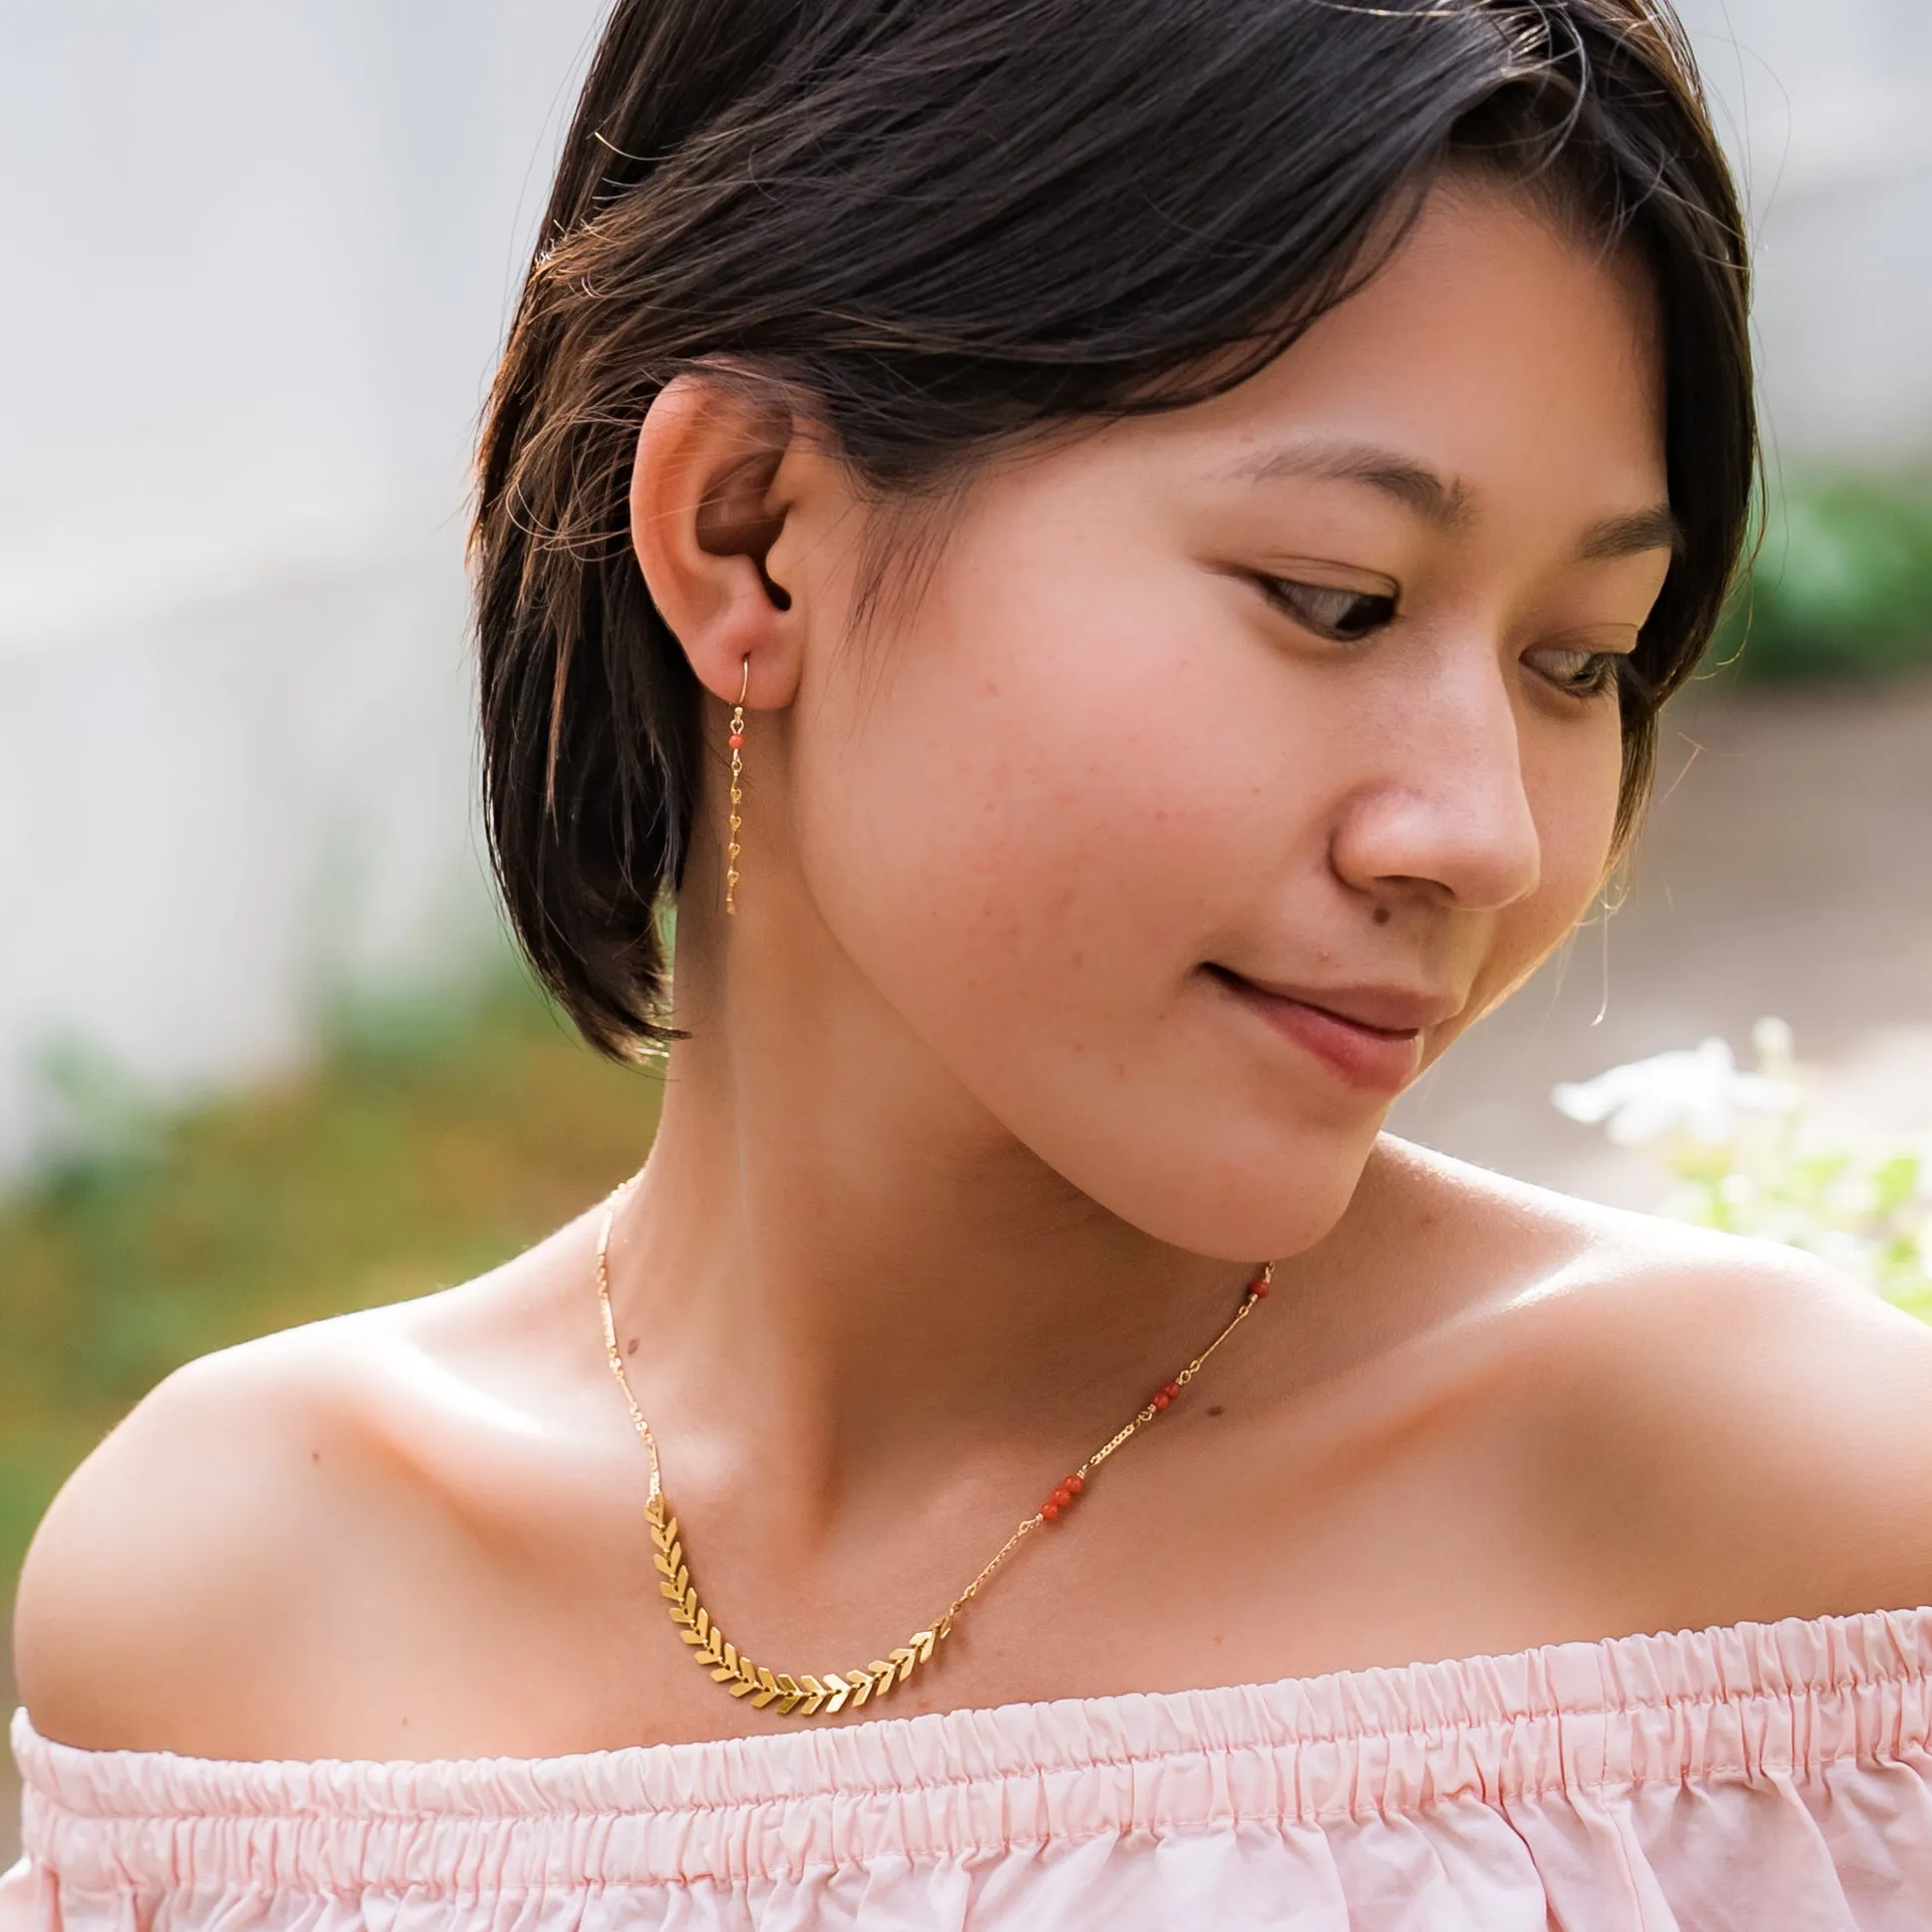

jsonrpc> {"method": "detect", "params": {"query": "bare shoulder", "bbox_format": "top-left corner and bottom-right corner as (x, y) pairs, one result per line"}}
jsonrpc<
(1401, 1144), (1932, 1629)
(12, 1217), (596, 1756)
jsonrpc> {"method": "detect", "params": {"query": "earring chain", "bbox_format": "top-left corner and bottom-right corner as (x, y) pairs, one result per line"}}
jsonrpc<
(725, 656), (748, 915)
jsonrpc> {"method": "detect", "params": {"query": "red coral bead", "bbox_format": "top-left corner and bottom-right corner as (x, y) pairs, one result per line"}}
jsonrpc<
(1162, 1380), (1181, 1400)
(1152, 1391), (1171, 1411)
(1250, 1277), (1270, 1298)
(1050, 1486), (1071, 1509)
(1041, 1500), (1060, 1522)
(1065, 1474), (1084, 1494)
(728, 732), (745, 749)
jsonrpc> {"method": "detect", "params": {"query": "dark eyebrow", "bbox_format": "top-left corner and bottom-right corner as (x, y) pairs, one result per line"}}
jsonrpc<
(1574, 504), (1685, 563)
(1235, 438), (1685, 565)
(1232, 439), (1476, 532)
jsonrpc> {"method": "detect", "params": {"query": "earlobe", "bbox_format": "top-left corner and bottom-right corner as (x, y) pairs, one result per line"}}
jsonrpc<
(628, 374), (803, 707)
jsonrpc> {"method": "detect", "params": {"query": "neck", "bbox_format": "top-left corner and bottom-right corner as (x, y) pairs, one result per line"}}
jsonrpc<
(603, 919), (1279, 1522)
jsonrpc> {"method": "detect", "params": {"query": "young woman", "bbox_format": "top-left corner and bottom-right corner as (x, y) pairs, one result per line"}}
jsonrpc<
(11, 0), (1932, 1923)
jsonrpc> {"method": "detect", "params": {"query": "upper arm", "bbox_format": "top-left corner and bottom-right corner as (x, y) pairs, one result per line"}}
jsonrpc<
(12, 1329), (390, 1753)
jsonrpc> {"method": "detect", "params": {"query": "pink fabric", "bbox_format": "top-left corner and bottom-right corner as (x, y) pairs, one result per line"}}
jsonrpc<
(7, 1607), (1932, 1928)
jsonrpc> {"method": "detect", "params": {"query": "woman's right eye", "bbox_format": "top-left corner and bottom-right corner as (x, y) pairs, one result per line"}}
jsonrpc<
(1262, 578), (1397, 642)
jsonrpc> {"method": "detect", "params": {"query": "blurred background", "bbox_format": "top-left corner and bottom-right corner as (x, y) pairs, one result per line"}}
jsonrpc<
(2, 0), (1930, 1830)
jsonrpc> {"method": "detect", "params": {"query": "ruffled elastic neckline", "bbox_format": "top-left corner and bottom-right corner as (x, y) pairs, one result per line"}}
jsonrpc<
(18, 1606), (1932, 1891)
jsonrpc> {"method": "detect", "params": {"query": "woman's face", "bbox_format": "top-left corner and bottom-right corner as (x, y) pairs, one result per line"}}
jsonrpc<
(772, 185), (1676, 1260)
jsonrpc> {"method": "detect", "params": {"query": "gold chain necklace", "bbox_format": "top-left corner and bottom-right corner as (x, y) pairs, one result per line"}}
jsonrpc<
(596, 1179), (1273, 1720)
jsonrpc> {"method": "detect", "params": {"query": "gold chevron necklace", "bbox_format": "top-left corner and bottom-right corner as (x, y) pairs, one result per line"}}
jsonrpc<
(596, 1178), (1274, 1720)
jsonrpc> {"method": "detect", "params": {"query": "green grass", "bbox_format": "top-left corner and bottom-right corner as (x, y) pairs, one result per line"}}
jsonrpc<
(0, 973), (663, 1601)
(1725, 475), (1932, 680)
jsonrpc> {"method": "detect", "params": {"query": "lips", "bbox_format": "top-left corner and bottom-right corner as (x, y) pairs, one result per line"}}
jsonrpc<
(1205, 966), (1454, 1094)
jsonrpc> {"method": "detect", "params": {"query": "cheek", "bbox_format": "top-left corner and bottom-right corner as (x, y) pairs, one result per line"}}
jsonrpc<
(795, 501), (1240, 1041)
(1535, 705), (1626, 907)
(1479, 709), (1626, 1010)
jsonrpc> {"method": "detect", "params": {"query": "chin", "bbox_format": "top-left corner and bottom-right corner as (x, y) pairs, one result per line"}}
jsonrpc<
(1058, 1106), (1383, 1263)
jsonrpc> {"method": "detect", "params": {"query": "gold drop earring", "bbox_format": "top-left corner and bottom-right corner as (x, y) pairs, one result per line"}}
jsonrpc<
(725, 656), (748, 915)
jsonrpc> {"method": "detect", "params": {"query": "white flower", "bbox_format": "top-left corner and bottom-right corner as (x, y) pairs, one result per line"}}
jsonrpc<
(1751, 1015), (1796, 1078)
(1552, 1034), (1799, 1148)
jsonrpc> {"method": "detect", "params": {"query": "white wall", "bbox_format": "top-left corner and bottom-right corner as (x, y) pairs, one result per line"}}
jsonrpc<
(0, 1), (610, 1175)
(1679, 0), (1932, 465)
(0, 0), (1926, 1179)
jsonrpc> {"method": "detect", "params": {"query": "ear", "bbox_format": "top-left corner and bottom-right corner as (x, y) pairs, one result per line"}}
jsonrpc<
(628, 374), (816, 709)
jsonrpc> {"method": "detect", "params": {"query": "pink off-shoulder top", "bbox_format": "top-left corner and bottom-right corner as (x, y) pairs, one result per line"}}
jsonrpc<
(7, 1607), (1932, 1929)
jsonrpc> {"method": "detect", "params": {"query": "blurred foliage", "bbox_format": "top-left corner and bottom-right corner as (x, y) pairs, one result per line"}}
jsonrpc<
(0, 971), (662, 1602)
(1723, 475), (1932, 680)
(1554, 1020), (1932, 1317)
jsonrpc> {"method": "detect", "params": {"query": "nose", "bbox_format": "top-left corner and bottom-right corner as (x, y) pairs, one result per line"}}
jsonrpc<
(1328, 661), (1543, 914)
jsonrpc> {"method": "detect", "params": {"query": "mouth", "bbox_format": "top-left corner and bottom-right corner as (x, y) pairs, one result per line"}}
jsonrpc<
(1204, 965), (1449, 1095)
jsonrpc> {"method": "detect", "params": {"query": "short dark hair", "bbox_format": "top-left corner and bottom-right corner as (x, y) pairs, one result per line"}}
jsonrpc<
(475, 0), (1753, 1058)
